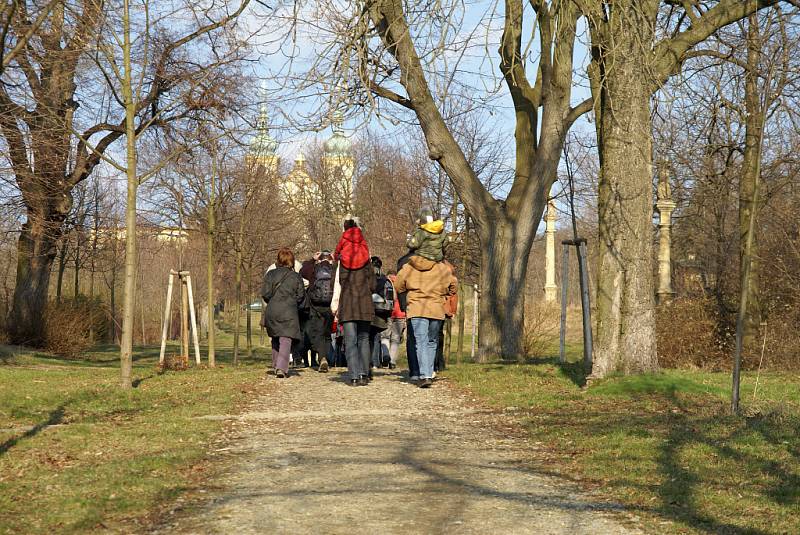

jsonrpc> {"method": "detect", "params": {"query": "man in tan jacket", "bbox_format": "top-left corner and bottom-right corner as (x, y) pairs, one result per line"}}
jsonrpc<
(394, 256), (457, 388)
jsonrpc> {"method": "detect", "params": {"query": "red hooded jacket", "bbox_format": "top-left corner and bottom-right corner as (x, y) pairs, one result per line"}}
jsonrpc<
(334, 227), (370, 270)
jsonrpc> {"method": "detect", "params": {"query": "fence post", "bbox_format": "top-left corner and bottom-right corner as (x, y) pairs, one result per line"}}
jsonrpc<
(559, 243), (570, 364)
(470, 284), (480, 361)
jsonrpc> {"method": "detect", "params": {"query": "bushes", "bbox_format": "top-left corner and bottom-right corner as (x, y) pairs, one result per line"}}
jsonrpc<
(657, 297), (800, 372)
(656, 297), (730, 370)
(522, 300), (560, 359)
(44, 296), (108, 357)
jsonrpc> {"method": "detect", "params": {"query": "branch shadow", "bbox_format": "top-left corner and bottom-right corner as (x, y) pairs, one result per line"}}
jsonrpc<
(0, 404), (66, 456)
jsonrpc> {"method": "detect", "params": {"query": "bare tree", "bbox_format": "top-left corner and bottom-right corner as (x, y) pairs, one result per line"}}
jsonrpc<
(291, 0), (591, 359)
(0, 0), (253, 354)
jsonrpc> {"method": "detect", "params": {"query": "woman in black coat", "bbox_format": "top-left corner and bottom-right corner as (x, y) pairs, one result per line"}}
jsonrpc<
(262, 247), (305, 378)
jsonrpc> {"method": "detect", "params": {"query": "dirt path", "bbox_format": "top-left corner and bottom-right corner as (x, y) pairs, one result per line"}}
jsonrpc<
(156, 368), (640, 535)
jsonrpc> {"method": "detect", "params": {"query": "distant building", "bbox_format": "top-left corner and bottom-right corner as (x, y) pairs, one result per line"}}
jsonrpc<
(246, 100), (280, 175)
(246, 101), (354, 216)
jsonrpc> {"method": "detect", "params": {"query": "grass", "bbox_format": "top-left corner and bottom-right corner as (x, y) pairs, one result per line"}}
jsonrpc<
(444, 351), (800, 535)
(0, 333), (269, 534)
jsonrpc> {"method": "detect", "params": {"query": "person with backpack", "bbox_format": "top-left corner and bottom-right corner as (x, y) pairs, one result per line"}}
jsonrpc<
(394, 254), (457, 388)
(262, 248), (306, 378)
(369, 256), (392, 370)
(331, 217), (375, 386)
(380, 268), (404, 370)
(300, 250), (335, 373)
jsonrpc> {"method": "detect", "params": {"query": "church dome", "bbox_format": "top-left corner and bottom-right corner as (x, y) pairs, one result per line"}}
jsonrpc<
(324, 112), (351, 157)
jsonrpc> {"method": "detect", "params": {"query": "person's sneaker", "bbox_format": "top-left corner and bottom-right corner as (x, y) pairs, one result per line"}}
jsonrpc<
(409, 375), (420, 382)
(358, 376), (369, 386)
(276, 369), (286, 379)
(418, 378), (433, 388)
(388, 363), (396, 369)
(318, 361), (329, 373)
(349, 378), (360, 386)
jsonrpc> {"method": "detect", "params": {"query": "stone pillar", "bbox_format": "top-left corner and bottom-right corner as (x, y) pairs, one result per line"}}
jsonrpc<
(656, 166), (676, 303)
(544, 201), (557, 302)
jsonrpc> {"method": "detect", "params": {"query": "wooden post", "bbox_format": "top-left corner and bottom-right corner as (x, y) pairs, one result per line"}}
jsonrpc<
(246, 292), (253, 357)
(456, 283), (466, 364)
(577, 241), (594, 371)
(158, 271), (175, 365)
(470, 284), (479, 362)
(559, 244), (570, 364)
(180, 276), (189, 361)
(184, 273), (202, 365)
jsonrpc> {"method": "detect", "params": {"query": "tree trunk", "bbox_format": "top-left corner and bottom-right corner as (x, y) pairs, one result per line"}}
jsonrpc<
(456, 216), (469, 363)
(119, 0), (136, 388)
(233, 241), (242, 365)
(206, 151), (217, 368)
(739, 12), (764, 348)
(476, 221), (531, 361)
(8, 217), (61, 345)
(591, 11), (659, 378)
(246, 290), (253, 357)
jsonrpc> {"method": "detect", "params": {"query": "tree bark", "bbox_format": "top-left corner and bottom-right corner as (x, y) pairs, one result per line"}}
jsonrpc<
(119, 0), (136, 388)
(206, 149), (217, 367)
(476, 221), (530, 360)
(233, 234), (243, 366)
(590, 3), (659, 378)
(8, 216), (63, 345)
(739, 12), (764, 347)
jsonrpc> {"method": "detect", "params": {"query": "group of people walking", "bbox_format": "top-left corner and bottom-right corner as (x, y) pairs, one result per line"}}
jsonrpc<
(261, 208), (458, 388)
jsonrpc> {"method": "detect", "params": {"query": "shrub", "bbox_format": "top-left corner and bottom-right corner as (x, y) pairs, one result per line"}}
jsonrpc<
(44, 296), (108, 358)
(656, 297), (730, 370)
(522, 300), (560, 360)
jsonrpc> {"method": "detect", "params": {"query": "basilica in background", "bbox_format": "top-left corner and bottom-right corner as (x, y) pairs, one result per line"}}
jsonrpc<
(245, 100), (355, 219)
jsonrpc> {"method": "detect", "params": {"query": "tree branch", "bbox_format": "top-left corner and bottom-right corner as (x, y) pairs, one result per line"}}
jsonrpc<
(652, 0), (782, 89)
(368, 82), (414, 109)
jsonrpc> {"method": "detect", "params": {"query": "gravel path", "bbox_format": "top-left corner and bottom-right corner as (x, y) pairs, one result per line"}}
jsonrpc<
(156, 368), (640, 535)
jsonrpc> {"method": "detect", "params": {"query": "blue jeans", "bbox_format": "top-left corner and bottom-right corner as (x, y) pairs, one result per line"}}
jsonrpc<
(342, 320), (371, 380)
(409, 318), (442, 380)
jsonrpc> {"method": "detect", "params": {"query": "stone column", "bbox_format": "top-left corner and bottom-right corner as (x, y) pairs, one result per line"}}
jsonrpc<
(656, 167), (676, 303)
(544, 201), (557, 302)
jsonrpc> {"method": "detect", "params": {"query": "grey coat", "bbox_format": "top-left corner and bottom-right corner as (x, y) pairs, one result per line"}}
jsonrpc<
(262, 266), (305, 340)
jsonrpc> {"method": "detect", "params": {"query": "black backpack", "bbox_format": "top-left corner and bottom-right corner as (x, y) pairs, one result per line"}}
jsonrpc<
(373, 275), (395, 317)
(308, 262), (334, 305)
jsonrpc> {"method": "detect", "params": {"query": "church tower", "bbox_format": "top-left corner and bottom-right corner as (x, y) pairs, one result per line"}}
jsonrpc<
(322, 112), (354, 209)
(284, 152), (317, 201)
(246, 99), (279, 175)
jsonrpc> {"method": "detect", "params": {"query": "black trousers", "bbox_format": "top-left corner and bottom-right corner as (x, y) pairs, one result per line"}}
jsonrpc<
(303, 306), (333, 366)
(434, 320), (446, 372)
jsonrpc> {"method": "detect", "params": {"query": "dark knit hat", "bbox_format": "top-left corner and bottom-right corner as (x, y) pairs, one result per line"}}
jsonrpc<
(417, 206), (435, 225)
